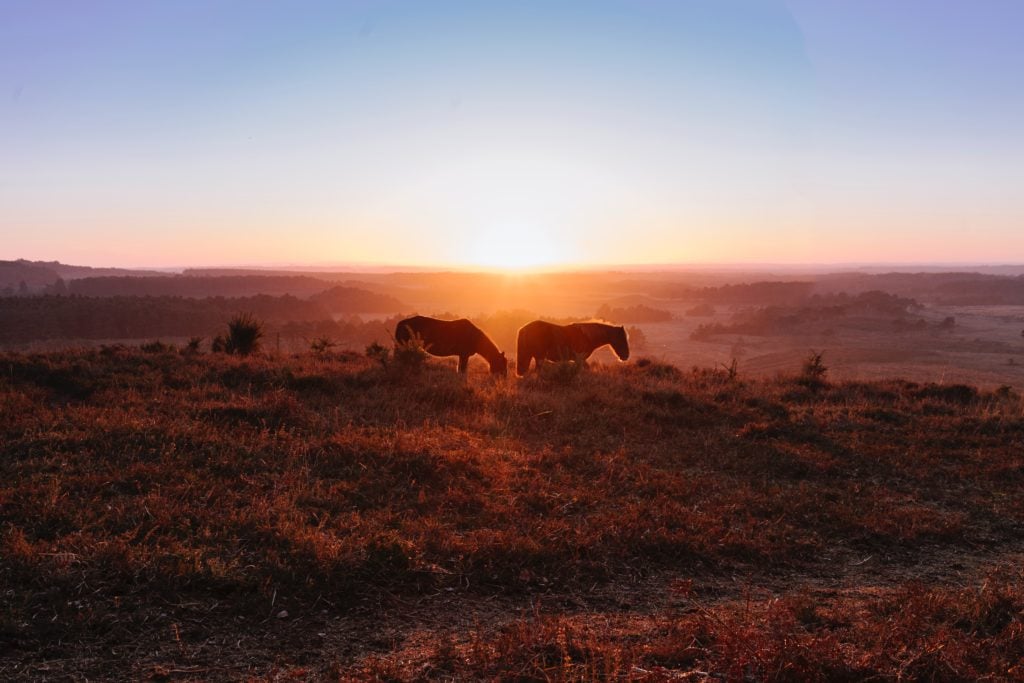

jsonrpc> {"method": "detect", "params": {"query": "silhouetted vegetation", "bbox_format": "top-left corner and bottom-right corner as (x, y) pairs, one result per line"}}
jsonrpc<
(221, 313), (264, 355)
(0, 294), (405, 346)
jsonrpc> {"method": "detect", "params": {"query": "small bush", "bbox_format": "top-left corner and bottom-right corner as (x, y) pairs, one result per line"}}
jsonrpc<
(224, 313), (264, 356)
(140, 340), (175, 353)
(365, 341), (391, 366)
(720, 357), (738, 381)
(184, 336), (203, 354)
(309, 336), (337, 357)
(799, 350), (828, 387)
(392, 334), (429, 375)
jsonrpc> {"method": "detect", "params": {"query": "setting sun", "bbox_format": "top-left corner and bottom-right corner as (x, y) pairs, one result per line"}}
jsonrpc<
(464, 223), (569, 272)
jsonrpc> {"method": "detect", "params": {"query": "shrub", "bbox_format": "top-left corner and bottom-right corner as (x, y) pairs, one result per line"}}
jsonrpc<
(720, 357), (738, 381)
(799, 350), (828, 387)
(392, 333), (429, 375)
(224, 313), (264, 356)
(184, 336), (203, 354)
(309, 336), (337, 357)
(140, 340), (175, 353)
(365, 341), (391, 366)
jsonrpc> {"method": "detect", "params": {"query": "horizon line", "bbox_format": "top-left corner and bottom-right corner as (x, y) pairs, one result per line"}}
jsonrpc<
(9, 257), (1024, 275)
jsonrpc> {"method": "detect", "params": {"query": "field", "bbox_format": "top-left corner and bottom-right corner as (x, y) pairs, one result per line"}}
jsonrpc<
(630, 302), (1024, 392)
(2, 347), (1023, 680)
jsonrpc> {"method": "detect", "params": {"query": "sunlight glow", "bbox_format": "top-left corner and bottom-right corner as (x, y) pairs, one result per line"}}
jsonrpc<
(464, 223), (568, 272)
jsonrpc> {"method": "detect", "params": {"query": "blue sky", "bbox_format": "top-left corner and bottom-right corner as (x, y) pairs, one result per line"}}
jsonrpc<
(2, 0), (1022, 268)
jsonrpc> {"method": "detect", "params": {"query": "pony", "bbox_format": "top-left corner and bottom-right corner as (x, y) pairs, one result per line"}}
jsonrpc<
(395, 315), (508, 375)
(515, 320), (629, 376)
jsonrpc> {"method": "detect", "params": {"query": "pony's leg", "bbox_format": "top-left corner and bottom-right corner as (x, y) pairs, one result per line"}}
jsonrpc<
(458, 355), (469, 374)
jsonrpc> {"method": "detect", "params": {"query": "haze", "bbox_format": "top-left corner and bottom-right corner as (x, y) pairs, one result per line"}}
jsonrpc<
(3, 0), (1023, 269)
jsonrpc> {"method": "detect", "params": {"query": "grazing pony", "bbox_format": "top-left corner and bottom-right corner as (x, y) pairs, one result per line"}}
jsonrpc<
(395, 315), (508, 375)
(516, 320), (629, 376)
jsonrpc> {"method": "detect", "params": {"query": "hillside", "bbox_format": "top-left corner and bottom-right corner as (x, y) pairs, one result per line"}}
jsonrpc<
(0, 260), (167, 293)
(1, 350), (1023, 679)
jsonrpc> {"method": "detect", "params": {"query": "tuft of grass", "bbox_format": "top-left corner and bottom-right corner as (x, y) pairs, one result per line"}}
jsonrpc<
(140, 339), (175, 353)
(226, 312), (263, 355)
(183, 336), (203, 354)
(365, 340), (390, 366)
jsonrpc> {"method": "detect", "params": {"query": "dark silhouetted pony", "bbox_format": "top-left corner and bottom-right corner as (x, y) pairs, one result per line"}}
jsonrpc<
(395, 315), (508, 375)
(516, 320), (629, 376)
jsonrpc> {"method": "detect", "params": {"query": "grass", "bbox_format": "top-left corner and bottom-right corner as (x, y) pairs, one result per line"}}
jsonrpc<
(1, 348), (1022, 679)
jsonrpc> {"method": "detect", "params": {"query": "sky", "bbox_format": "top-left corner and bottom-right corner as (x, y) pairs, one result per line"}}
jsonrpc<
(2, 0), (1023, 270)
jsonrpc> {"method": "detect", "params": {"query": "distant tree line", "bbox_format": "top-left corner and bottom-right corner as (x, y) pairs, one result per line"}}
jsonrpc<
(0, 294), (401, 344)
(690, 291), (919, 340)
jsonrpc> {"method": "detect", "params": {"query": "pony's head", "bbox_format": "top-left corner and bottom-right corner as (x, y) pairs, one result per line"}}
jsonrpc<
(490, 351), (509, 376)
(611, 325), (630, 361)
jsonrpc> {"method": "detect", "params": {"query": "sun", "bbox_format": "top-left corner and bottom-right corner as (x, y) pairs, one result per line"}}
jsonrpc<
(463, 223), (567, 272)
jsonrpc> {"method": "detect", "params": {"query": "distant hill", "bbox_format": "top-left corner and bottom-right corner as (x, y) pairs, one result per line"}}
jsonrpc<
(0, 261), (61, 292)
(0, 260), (168, 294)
(67, 275), (335, 298)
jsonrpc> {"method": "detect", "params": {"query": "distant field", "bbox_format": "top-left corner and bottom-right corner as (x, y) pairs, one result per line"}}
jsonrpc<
(2, 348), (1023, 679)
(627, 303), (1024, 391)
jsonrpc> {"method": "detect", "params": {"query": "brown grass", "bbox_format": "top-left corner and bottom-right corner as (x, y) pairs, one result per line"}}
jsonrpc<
(1, 348), (1022, 679)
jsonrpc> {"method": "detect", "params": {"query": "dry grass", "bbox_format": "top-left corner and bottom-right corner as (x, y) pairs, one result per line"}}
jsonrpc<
(1, 348), (1022, 679)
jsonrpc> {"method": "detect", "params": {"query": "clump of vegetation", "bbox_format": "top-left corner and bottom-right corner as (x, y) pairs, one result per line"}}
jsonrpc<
(139, 339), (175, 353)
(183, 336), (203, 354)
(308, 336), (337, 357)
(212, 313), (264, 355)
(365, 340), (391, 366)
(799, 350), (828, 387)
(392, 333), (429, 375)
(720, 357), (739, 381)
(538, 354), (586, 384)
